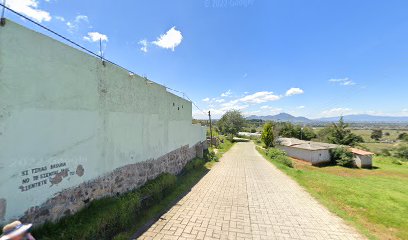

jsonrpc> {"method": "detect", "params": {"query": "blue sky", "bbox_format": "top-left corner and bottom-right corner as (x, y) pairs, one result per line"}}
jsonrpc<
(4, 0), (408, 119)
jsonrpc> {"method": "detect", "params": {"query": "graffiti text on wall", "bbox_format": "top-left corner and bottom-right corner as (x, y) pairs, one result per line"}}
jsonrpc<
(18, 162), (84, 192)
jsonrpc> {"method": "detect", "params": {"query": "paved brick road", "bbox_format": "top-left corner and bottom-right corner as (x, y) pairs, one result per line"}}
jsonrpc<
(139, 142), (364, 240)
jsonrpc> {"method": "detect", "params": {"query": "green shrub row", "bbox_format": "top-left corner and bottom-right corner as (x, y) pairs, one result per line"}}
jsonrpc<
(265, 148), (293, 168)
(204, 149), (219, 162)
(32, 158), (205, 240)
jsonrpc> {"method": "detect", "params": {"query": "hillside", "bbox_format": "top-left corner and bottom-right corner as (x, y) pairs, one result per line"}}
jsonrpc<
(246, 113), (408, 123)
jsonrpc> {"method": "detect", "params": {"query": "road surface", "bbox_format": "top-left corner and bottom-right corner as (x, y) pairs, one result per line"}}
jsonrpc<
(139, 142), (363, 240)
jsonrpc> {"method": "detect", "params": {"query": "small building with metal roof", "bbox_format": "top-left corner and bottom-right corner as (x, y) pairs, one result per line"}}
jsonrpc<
(276, 138), (374, 168)
(349, 148), (374, 168)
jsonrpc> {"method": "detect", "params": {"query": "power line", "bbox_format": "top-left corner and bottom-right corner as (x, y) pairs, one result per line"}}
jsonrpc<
(0, 3), (205, 115)
(166, 87), (206, 116)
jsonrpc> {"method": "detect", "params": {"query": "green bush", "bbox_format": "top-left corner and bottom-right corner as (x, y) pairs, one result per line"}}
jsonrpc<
(33, 172), (180, 240)
(381, 148), (391, 156)
(267, 148), (286, 158)
(330, 147), (354, 167)
(394, 145), (408, 160)
(33, 191), (142, 240)
(392, 159), (403, 165)
(265, 148), (293, 168)
(139, 174), (177, 202)
(261, 122), (274, 148)
(275, 155), (293, 168)
(184, 158), (206, 172)
(204, 149), (219, 162)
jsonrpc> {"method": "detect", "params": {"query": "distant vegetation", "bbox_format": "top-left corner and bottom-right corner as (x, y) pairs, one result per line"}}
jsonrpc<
(217, 110), (245, 140)
(371, 129), (383, 141)
(240, 115), (408, 161)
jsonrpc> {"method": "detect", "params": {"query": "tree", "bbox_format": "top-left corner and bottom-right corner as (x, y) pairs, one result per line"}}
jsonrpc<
(371, 129), (383, 141)
(327, 117), (364, 146)
(398, 133), (408, 142)
(217, 110), (245, 138)
(330, 147), (354, 167)
(298, 126), (317, 141)
(261, 122), (275, 148)
(279, 122), (295, 138)
(395, 145), (408, 160)
(316, 126), (333, 142)
(278, 122), (316, 141)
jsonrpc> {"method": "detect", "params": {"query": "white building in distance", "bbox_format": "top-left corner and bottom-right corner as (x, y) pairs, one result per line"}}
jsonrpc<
(276, 138), (373, 168)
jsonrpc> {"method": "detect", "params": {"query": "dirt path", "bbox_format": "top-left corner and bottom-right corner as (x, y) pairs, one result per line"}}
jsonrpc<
(139, 142), (363, 240)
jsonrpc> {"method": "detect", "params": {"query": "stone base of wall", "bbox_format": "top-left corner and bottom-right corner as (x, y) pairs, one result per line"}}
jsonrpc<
(21, 142), (206, 225)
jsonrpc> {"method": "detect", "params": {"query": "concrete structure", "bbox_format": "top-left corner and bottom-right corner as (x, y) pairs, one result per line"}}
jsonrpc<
(277, 138), (374, 168)
(276, 138), (338, 165)
(0, 20), (206, 224)
(350, 148), (374, 168)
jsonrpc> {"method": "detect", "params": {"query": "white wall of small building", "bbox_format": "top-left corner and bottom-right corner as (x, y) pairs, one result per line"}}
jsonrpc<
(353, 154), (372, 168)
(276, 146), (331, 165)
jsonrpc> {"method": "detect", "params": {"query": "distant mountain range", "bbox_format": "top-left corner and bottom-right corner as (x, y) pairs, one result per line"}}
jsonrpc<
(246, 113), (312, 123)
(246, 113), (408, 123)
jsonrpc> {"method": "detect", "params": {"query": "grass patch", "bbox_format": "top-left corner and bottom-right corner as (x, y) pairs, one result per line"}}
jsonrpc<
(205, 137), (234, 168)
(213, 136), (234, 158)
(30, 142), (236, 240)
(257, 147), (408, 240)
(31, 158), (210, 240)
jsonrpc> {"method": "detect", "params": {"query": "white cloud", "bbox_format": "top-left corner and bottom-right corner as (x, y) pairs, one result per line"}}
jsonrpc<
(243, 110), (261, 116)
(6, 0), (51, 22)
(152, 27), (183, 51)
(83, 32), (108, 42)
(193, 103), (249, 119)
(402, 109), (408, 116)
(297, 106), (305, 109)
(138, 39), (148, 53)
(74, 15), (89, 22)
(259, 106), (283, 115)
(221, 90), (232, 97)
(285, 87), (304, 96)
(239, 91), (281, 104)
(67, 15), (89, 33)
(198, 88), (305, 118)
(320, 108), (352, 117)
(55, 16), (65, 22)
(329, 77), (356, 86)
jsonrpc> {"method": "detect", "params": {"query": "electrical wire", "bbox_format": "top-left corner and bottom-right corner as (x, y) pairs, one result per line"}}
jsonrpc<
(0, 2), (205, 115)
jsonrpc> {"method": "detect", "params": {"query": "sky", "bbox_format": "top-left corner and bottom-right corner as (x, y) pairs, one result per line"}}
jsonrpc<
(3, 0), (408, 119)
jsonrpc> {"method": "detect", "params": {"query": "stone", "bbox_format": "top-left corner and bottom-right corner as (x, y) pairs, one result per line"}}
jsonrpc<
(0, 199), (6, 221)
(21, 141), (207, 225)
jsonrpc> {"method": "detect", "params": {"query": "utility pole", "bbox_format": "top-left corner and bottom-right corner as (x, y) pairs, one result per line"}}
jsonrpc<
(208, 111), (213, 147)
(1, 0), (7, 26)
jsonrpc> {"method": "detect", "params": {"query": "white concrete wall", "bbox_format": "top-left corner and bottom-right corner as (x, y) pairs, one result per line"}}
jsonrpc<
(353, 155), (372, 168)
(277, 146), (331, 164)
(0, 20), (206, 223)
